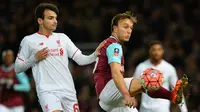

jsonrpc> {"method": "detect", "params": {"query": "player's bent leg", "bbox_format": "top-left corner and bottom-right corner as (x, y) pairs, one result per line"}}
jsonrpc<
(9, 106), (24, 112)
(38, 92), (63, 112)
(0, 105), (9, 112)
(147, 75), (188, 104)
(171, 75), (188, 104)
(99, 78), (138, 111)
(129, 78), (143, 97)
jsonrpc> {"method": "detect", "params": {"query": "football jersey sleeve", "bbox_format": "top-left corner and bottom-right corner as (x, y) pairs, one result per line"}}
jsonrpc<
(15, 37), (37, 73)
(63, 34), (80, 59)
(106, 43), (123, 64)
(17, 37), (31, 61)
(62, 34), (96, 65)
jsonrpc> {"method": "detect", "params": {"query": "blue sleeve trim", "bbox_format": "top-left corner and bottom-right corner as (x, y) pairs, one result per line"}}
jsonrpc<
(106, 43), (122, 64)
(14, 72), (30, 92)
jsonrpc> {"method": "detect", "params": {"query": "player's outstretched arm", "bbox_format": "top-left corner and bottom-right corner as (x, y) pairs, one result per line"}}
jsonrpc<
(71, 41), (105, 66)
(94, 40), (106, 56)
(72, 52), (97, 66)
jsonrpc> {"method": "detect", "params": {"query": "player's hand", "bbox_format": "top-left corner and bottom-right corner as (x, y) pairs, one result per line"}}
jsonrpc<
(95, 40), (106, 56)
(132, 97), (137, 107)
(35, 47), (49, 61)
(124, 94), (136, 108)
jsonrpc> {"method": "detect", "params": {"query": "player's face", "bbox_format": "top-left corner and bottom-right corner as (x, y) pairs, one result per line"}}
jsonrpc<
(3, 53), (14, 67)
(149, 44), (164, 61)
(40, 9), (58, 32)
(116, 18), (133, 42)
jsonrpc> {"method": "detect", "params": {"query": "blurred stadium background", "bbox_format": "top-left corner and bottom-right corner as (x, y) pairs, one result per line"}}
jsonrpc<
(0, 0), (200, 112)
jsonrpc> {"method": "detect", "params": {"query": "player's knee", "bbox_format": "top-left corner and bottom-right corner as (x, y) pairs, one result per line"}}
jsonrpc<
(134, 78), (141, 84)
(129, 78), (142, 96)
(130, 78), (141, 87)
(52, 110), (63, 112)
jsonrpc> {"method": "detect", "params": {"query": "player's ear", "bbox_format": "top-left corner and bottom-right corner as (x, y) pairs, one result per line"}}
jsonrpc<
(37, 18), (43, 25)
(113, 25), (117, 32)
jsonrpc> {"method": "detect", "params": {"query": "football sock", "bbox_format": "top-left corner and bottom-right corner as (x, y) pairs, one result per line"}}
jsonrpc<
(144, 86), (172, 100)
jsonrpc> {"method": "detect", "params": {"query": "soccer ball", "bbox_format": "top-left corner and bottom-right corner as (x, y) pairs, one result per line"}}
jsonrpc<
(140, 67), (164, 91)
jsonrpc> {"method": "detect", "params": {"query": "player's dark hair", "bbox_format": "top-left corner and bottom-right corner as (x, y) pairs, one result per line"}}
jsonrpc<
(35, 3), (59, 20)
(111, 11), (137, 32)
(149, 40), (163, 50)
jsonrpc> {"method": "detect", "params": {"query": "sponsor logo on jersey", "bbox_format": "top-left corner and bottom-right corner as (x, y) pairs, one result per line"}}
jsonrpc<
(47, 48), (64, 56)
(57, 40), (61, 47)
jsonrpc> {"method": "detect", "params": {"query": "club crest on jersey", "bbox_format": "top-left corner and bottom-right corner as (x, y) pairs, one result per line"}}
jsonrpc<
(114, 48), (119, 56)
(57, 40), (61, 47)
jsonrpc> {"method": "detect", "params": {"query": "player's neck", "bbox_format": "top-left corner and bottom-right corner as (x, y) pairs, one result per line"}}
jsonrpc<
(111, 33), (123, 44)
(38, 28), (52, 37)
(150, 59), (162, 66)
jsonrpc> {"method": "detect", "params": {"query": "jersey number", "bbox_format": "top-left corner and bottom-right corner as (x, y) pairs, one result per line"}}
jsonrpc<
(73, 103), (79, 112)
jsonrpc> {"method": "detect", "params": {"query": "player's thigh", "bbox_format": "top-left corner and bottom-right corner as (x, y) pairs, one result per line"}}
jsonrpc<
(38, 92), (63, 112)
(0, 104), (9, 112)
(110, 106), (138, 112)
(99, 78), (134, 102)
(61, 97), (79, 112)
(9, 106), (24, 112)
(99, 78), (134, 111)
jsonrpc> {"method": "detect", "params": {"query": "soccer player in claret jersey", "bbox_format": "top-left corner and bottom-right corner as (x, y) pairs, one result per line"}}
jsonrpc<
(93, 11), (188, 112)
(134, 40), (188, 112)
(0, 49), (30, 112)
(15, 3), (104, 112)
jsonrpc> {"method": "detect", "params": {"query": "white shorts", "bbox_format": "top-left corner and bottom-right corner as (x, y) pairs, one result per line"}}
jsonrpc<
(38, 92), (79, 112)
(0, 105), (9, 112)
(99, 77), (138, 112)
(0, 105), (24, 112)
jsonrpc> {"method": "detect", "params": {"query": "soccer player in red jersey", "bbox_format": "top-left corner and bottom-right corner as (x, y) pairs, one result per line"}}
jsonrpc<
(93, 11), (188, 112)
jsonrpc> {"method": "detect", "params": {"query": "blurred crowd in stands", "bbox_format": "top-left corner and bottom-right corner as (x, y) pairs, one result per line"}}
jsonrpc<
(0, 0), (200, 111)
